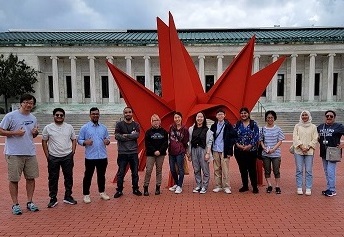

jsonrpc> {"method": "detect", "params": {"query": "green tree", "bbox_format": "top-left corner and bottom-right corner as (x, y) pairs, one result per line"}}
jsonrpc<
(0, 53), (39, 112)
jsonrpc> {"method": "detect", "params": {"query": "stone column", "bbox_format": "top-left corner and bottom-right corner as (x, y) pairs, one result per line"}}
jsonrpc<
(88, 56), (96, 103)
(198, 55), (205, 90)
(290, 54), (298, 102)
(327, 53), (336, 102)
(144, 56), (151, 91)
(253, 55), (260, 73)
(125, 56), (132, 77)
(106, 56), (117, 103)
(308, 53), (317, 102)
(69, 56), (78, 103)
(216, 55), (224, 80)
(271, 54), (279, 102)
(50, 56), (60, 103)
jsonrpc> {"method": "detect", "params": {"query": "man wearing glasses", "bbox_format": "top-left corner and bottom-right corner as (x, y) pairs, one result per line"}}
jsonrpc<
(317, 110), (344, 197)
(0, 94), (39, 215)
(78, 107), (111, 203)
(42, 108), (77, 208)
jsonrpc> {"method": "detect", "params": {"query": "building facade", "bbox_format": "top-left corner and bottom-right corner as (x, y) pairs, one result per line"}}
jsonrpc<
(0, 28), (343, 110)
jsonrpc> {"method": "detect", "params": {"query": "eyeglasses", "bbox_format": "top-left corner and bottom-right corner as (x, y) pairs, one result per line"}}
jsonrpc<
(326, 114), (334, 118)
(55, 114), (64, 118)
(91, 113), (99, 116)
(22, 101), (34, 105)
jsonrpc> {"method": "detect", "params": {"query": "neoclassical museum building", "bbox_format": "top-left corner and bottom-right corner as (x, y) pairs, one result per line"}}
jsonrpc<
(0, 27), (343, 111)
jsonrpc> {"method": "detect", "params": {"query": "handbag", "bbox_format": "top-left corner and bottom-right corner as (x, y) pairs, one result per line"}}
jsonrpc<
(326, 147), (342, 162)
(257, 127), (264, 160)
(289, 145), (295, 154)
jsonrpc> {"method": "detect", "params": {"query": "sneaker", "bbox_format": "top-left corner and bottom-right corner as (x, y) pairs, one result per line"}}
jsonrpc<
(305, 189), (311, 196)
(175, 186), (182, 194)
(266, 186), (273, 193)
(192, 187), (201, 193)
(212, 187), (223, 193)
(133, 189), (142, 196)
(169, 185), (178, 191)
(325, 190), (335, 197)
(100, 192), (110, 200)
(83, 195), (91, 204)
(12, 204), (22, 215)
(224, 187), (232, 194)
(114, 191), (123, 198)
(239, 187), (249, 192)
(47, 197), (58, 208)
(275, 187), (281, 194)
(332, 191), (337, 196)
(27, 202), (39, 212)
(200, 187), (207, 194)
(297, 188), (303, 195)
(322, 189), (329, 195)
(63, 196), (77, 205)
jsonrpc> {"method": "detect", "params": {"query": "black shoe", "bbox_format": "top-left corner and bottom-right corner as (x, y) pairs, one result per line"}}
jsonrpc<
(47, 197), (58, 208)
(253, 187), (259, 194)
(63, 196), (77, 205)
(275, 187), (281, 194)
(239, 187), (249, 192)
(133, 189), (142, 196)
(266, 186), (273, 193)
(143, 186), (149, 196)
(322, 189), (329, 195)
(155, 185), (161, 195)
(114, 191), (123, 198)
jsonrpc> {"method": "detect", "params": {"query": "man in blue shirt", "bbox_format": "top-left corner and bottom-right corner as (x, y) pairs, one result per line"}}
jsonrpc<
(78, 107), (111, 203)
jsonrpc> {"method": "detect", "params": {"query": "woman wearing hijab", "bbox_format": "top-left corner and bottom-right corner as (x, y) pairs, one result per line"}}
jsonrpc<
(292, 110), (318, 196)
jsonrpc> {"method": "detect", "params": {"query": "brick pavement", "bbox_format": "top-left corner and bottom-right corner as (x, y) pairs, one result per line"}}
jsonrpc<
(1, 135), (344, 237)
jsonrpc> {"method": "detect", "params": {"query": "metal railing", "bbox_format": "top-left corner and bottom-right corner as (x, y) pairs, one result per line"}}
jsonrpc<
(256, 101), (266, 117)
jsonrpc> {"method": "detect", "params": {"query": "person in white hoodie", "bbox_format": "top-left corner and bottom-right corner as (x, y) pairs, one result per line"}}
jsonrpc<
(186, 111), (213, 194)
(292, 110), (319, 196)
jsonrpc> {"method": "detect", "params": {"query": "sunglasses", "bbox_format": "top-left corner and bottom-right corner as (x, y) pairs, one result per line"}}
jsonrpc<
(55, 114), (64, 118)
(325, 114), (334, 118)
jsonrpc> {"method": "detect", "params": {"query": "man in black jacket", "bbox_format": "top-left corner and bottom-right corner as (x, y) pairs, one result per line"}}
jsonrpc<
(210, 108), (236, 194)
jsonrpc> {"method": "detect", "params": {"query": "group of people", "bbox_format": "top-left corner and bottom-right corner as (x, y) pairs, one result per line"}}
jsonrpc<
(1, 94), (344, 216)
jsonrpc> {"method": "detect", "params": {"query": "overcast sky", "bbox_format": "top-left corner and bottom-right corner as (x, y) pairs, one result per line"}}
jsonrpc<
(0, 0), (343, 31)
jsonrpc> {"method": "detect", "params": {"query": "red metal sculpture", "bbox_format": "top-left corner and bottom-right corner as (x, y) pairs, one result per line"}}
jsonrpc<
(107, 12), (285, 179)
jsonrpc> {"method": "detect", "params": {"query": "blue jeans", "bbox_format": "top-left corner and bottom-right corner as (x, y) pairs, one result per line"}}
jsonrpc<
(169, 154), (185, 187)
(322, 158), (337, 192)
(294, 154), (313, 189)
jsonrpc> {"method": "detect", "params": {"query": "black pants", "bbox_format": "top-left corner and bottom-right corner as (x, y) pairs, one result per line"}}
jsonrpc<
(83, 158), (108, 195)
(116, 153), (139, 192)
(234, 149), (258, 188)
(48, 153), (74, 198)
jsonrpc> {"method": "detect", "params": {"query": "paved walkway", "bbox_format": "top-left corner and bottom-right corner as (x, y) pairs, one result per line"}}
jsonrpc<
(1, 135), (344, 237)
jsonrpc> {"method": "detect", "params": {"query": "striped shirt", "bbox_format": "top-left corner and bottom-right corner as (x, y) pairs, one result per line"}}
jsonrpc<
(259, 125), (285, 158)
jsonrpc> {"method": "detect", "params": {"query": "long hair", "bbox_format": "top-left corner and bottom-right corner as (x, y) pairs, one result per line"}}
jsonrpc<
(194, 111), (207, 128)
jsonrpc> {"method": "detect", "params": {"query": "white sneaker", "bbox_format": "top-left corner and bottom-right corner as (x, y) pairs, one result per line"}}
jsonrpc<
(175, 186), (182, 194)
(224, 187), (232, 194)
(305, 189), (312, 196)
(100, 192), (110, 200)
(297, 188), (303, 195)
(212, 187), (222, 193)
(192, 187), (201, 193)
(83, 195), (91, 204)
(200, 187), (207, 194)
(169, 185), (178, 191)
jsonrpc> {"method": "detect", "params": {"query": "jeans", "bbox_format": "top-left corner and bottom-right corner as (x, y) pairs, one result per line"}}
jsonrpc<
(169, 154), (185, 187)
(294, 153), (313, 189)
(48, 152), (74, 198)
(116, 153), (139, 192)
(322, 158), (337, 192)
(83, 158), (108, 195)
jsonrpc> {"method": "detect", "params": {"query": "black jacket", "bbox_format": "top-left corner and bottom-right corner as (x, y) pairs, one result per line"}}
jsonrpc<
(145, 126), (169, 156)
(210, 120), (236, 157)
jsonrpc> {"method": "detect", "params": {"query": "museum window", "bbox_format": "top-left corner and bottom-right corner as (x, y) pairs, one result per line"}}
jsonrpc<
(136, 76), (145, 86)
(205, 75), (214, 92)
(66, 76), (72, 98)
(48, 76), (53, 98)
(84, 76), (90, 98)
(333, 73), (338, 96)
(296, 74), (302, 96)
(101, 76), (109, 98)
(154, 76), (162, 97)
(314, 73), (320, 96)
(277, 74), (284, 96)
